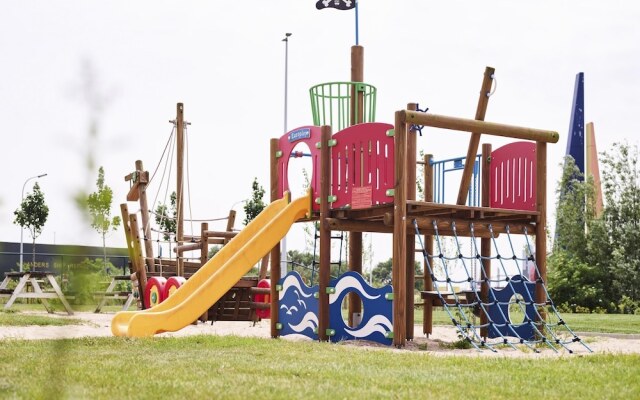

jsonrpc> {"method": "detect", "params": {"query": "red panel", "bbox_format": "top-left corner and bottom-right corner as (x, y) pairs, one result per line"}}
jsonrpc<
(490, 141), (536, 211)
(330, 123), (395, 209)
(277, 126), (323, 211)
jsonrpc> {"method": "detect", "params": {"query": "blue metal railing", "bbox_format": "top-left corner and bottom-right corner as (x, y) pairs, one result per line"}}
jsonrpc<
(430, 155), (482, 207)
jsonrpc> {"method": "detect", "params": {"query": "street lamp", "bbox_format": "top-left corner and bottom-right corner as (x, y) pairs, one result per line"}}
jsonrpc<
(281, 32), (292, 276)
(19, 173), (47, 272)
(282, 32), (292, 134)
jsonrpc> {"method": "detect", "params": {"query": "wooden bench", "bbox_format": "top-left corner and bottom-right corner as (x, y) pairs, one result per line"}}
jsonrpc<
(0, 271), (74, 315)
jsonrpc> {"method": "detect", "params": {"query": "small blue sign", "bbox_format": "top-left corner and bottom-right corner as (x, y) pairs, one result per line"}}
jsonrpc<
(288, 128), (311, 143)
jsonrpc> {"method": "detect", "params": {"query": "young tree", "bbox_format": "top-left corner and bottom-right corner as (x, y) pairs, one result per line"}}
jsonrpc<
(155, 191), (177, 241)
(86, 167), (121, 267)
(14, 182), (49, 267)
(243, 177), (266, 225)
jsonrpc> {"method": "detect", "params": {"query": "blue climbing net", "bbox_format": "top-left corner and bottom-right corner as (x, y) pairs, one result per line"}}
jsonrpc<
(414, 219), (592, 353)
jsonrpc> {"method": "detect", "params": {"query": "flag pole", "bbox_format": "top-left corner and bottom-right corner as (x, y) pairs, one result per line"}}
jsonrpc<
(355, 0), (359, 45)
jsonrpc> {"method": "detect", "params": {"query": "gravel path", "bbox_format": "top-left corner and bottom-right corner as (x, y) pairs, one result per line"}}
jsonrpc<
(2, 311), (639, 357)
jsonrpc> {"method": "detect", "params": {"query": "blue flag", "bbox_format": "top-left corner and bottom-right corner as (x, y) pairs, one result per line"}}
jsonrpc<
(316, 0), (355, 11)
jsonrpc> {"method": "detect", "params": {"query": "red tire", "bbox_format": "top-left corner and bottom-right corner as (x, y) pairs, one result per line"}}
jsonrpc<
(253, 279), (271, 319)
(164, 276), (186, 299)
(144, 277), (167, 308)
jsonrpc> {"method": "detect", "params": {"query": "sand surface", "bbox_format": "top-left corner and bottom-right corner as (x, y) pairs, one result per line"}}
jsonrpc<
(2, 311), (639, 357)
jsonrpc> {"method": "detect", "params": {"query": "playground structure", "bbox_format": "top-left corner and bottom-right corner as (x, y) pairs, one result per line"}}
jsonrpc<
(112, 44), (589, 352)
(118, 110), (273, 324)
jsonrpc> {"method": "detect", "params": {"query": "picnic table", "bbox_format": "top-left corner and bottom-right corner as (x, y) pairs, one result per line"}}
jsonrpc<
(0, 271), (74, 315)
(94, 275), (134, 313)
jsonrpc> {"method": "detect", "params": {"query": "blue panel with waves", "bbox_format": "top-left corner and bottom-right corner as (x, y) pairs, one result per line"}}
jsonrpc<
(328, 272), (393, 345)
(278, 271), (319, 340)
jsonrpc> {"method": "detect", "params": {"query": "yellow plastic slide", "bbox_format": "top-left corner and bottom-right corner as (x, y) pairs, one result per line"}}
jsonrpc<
(111, 191), (311, 337)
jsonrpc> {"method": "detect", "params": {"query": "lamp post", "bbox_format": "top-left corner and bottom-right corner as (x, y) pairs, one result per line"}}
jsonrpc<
(19, 173), (47, 272)
(281, 32), (292, 276)
(282, 32), (292, 135)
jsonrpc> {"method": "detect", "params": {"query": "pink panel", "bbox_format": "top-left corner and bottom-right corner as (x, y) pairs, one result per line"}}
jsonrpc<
(330, 123), (395, 209)
(277, 126), (323, 211)
(490, 141), (537, 211)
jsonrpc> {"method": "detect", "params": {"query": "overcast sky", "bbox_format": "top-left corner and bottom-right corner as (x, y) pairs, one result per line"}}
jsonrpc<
(1, 1), (639, 267)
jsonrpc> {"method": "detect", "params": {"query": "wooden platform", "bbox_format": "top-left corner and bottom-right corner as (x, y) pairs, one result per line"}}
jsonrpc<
(325, 201), (538, 237)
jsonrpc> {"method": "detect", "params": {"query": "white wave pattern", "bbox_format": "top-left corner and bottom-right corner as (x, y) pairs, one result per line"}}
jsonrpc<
(345, 314), (392, 338)
(289, 312), (319, 333)
(279, 274), (314, 301)
(329, 275), (380, 304)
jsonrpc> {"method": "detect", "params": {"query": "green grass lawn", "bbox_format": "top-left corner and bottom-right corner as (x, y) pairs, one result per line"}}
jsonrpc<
(0, 335), (638, 399)
(0, 310), (85, 327)
(415, 308), (640, 334)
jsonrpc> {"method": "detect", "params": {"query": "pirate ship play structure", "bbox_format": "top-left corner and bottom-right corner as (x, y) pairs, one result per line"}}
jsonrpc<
(112, 43), (589, 353)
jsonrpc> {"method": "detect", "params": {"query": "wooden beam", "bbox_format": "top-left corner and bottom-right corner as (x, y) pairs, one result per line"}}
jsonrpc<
(457, 67), (495, 206)
(318, 126), (333, 342)
(406, 103), (417, 340)
(422, 153), (434, 336)
(401, 111), (559, 143)
(480, 143), (492, 338)
(535, 142), (548, 322)
(348, 46), (364, 326)
(270, 138), (281, 338)
(203, 230), (238, 239)
(393, 111), (407, 347)
(173, 242), (201, 253)
(176, 103), (185, 277)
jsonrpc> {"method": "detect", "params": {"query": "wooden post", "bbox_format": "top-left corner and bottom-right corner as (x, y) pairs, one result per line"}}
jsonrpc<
(456, 67), (495, 206)
(347, 44), (364, 327)
(405, 103), (417, 341)
(121, 204), (144, 309)
(129, 213), (147, 309)
(423, 153), (434, 336)
(318, 126), (332, 341)
(348, 236), (362, 327)
(200, 222), (208, 266)
(480, 143), (492, 338)
(270, 138), (281, 338)
(535, 141), (547, 323)
(135, 160), (155, 273)
(393, 111), (407, 347)
(350, 45), (364, 126)
(176, 102), (185, 277)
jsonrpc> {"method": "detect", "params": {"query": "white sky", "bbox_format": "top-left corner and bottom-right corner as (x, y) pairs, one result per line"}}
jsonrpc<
(1, 1), (639, 268)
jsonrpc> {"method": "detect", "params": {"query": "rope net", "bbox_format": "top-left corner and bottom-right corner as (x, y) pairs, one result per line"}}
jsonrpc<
(414, 219), (592, 353)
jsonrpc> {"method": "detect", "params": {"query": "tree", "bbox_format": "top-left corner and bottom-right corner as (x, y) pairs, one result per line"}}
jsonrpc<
(155, 191), (177, 241)
(601, 142), (640, 305)
(87, 167), (121, 268)
(14, 182), (49, 267)
(548, 156), (614, 311)
(243, 178), (266, 225)
(371, 257), (423, 290)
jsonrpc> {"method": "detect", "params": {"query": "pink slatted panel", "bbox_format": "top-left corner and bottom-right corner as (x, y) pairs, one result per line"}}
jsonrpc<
(490, 141), (537, 211)
(331, 123), (395, 209)
(277, 126), (322, 211)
